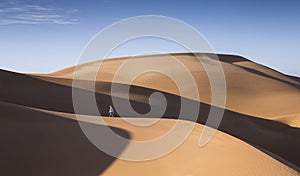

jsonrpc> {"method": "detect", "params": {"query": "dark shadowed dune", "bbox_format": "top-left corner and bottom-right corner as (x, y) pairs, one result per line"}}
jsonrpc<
(235, 64), (300, 89)
(45, 53), (300, 120)
(198, 53), (250, 63)
(0, 69), (299, 171)
(287, 75), (300, 83)
(0, 101), (130, 176)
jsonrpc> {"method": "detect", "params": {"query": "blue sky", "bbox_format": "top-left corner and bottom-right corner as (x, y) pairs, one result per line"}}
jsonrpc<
(0, 0), (299, 76)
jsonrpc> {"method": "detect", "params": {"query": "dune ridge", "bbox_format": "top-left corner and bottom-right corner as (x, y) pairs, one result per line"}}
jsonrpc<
(1, 53), (299, 175)
(0, 101), (298, 175)
(38, 53), (300, 121)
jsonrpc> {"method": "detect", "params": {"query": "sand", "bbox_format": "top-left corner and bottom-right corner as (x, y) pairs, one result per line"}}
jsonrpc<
(0, 102), (298, 175)
(36, 53), (300, 124)
(1, 53), (299, 175)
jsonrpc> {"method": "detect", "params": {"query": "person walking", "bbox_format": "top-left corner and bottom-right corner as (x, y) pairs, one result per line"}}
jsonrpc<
(108, 105), (114, 117)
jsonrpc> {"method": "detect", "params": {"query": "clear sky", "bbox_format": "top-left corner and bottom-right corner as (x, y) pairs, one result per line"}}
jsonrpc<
(0, 0), (299, 76)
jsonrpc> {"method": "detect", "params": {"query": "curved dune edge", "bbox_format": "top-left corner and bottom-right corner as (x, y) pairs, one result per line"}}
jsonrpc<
(0, 101), (131, 176)
(33, 53), (300, 125)
(0, 52), (299, 175)
(25, 106), (299, 175)
(274, 114), (300, 128)
(103, 119), (299, 176)
(32, 74), (300, 129)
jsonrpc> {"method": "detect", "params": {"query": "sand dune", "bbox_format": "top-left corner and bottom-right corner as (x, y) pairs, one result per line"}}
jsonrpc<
(101, 118), (299, 176)
(37, 53), (300, 123)
(0, 101), (298, 175)
(0, 101), (130, 176)
(275, 114), (300, 128)
(1, 53), (300, 175)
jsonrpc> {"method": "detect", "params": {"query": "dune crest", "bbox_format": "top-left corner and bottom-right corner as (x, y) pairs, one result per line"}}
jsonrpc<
(275, 114), (300, 128)
(1, 53), (300, 175)
(36, 53), (300, 125)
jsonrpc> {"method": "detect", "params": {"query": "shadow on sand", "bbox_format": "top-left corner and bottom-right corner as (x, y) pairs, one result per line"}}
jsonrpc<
(0, 101), (130, 176)
(0, 69), (299, 172)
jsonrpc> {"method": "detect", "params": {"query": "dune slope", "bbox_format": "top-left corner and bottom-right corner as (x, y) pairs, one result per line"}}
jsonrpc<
(0, 101), (298, 175)
(0, 101), (130, 176)
(42, 53), (300, 121)
(1, 67), (300, 170)
(1, 53), (300, 175)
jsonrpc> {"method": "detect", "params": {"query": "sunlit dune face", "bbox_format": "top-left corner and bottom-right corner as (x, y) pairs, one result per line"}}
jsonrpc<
(32, 53), (300, 125)
(102, 118), (178, 141)
(132, 71), (180, 96)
